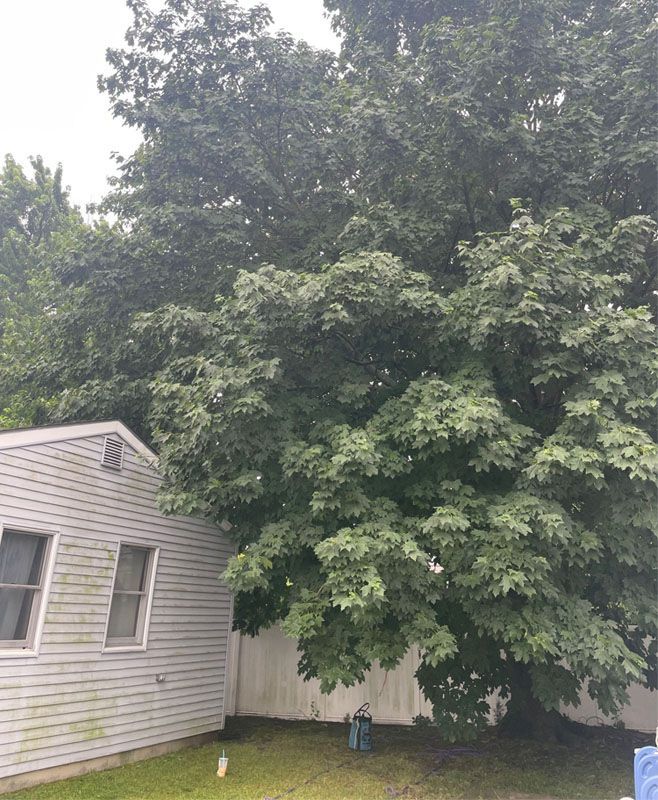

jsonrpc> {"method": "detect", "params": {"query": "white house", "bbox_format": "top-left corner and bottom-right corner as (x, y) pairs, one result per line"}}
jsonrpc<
(0, 421), (234, 794)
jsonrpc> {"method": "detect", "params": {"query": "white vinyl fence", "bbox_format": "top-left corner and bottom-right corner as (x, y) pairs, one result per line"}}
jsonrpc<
(225, 626), (658, 733)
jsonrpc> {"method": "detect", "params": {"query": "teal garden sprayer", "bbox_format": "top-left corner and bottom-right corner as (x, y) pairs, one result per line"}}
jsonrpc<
(348, 703), (373, 751)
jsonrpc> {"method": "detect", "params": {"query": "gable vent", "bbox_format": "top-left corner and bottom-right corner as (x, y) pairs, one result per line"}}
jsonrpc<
(101, 437), (125, 470)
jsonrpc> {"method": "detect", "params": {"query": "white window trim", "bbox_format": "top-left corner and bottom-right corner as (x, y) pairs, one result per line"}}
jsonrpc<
(102, 541), (159, 654)
(0, 521), (59, 659)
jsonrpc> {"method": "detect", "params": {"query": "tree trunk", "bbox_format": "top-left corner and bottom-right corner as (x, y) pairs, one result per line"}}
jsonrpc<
(498, 661), (578, 743)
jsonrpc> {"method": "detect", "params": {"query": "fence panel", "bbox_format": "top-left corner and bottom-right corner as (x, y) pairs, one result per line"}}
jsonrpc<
(227, 627), (656, 732)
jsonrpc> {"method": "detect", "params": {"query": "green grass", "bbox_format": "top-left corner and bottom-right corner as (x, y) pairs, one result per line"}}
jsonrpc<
(7, 716), (640, 800)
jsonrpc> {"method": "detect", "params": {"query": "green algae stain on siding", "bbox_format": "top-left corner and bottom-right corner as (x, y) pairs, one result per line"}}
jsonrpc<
(26, 692), (101, 720)
(69, 633), (94, 643)
(13, 695), (113, 765)
(84, 723), (106, 741)
(68, 701), (116, 741)
(67, 719), (106, 741)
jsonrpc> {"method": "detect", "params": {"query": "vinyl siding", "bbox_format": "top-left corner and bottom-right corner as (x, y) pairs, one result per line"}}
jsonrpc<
(0, 434), (233, 779)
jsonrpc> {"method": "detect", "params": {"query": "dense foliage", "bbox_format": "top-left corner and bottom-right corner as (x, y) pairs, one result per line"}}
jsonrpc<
(0, 157), (84, 427)
(1, 0), (655, 738)
(147, 208), (656, 739)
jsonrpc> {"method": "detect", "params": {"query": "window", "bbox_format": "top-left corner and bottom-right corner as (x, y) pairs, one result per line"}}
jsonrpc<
(0, 529), (53, 650)
(104, 544), (157, 649)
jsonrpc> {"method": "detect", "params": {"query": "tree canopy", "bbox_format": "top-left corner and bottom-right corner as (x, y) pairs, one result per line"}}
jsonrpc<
(0, 0), (655, 739)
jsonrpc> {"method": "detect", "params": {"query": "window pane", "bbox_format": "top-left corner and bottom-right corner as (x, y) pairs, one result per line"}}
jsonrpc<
(0, 531), (47, 586)
(0, 587), (36, 640)
(107, 593), (141, 639)
(114, 546), (148, 591)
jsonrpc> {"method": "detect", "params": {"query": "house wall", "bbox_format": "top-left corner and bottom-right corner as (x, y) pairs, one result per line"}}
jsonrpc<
(227, 626), (658, 733)
(0, 434), (233, 784)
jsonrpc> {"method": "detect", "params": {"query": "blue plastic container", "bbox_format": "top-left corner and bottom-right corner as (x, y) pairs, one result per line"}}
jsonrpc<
(634, 745), (658, 800)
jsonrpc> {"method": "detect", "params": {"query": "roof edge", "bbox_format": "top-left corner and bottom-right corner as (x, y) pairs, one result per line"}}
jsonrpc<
(0, 420), (157, 459)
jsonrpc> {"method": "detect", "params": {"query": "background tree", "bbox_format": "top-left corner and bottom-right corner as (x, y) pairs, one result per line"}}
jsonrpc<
(0, 0), (353, 435)
(5, 0), (655, 427)
(0, 156), (83, 427)
(331, 0), (656, 286)
(0, 155), (73, 321)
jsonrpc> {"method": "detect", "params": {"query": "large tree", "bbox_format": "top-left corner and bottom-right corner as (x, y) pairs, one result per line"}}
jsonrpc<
(2, 0), (655, 738)
(137, 0), (656, 740)
(146, 208), (656, 740)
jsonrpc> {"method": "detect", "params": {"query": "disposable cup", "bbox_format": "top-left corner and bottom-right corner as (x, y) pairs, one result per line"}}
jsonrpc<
(217, 757), (228, 777)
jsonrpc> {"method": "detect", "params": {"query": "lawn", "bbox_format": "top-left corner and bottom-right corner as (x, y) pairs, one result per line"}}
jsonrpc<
(6, 716), (640, 800)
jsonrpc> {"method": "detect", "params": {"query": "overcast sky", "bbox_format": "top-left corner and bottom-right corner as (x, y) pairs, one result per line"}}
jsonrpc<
(0, 0), (339, 208)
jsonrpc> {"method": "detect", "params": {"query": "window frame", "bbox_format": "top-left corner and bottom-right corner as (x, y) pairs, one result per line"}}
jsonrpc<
(102, 541), (159, 653)
(0, 522), (59, 658)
